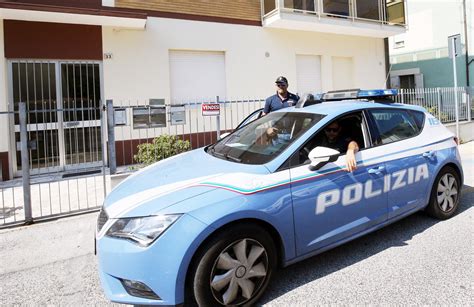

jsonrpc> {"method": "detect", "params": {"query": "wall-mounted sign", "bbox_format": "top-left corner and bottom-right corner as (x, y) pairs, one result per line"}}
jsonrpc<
(202, 103), (220, 116)
(170, 105), (186, 125)
(448, 34), (462, 59)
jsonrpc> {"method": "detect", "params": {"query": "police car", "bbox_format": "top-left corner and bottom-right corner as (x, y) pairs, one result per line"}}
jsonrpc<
(96, 89), (463, 306)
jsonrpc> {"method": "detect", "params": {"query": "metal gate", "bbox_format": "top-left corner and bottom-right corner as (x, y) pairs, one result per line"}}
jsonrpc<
(1, 60), (108, 227)
(7, 60), (104, 176)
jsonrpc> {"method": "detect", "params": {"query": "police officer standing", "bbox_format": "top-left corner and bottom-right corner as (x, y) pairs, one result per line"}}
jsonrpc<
(263, 76), (300, 115)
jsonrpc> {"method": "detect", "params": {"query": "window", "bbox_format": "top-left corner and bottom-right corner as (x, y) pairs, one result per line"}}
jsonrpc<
(356, 0), (380, 20)
(323, 0), (350, 16)
(208, 112), (324, 165)
(409, 110), (425, 131)
(369, 109), (419, 145)
(291, 112), (366, 166)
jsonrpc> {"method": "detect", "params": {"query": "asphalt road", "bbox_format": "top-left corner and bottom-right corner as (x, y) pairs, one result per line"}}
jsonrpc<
(0, 143), (473, 306)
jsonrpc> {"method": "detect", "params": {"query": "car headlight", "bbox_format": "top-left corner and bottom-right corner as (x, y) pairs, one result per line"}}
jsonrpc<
(105, 214), (181, 247)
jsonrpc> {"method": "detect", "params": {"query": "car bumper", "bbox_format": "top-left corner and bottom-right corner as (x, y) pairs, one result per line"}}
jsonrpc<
(97, 214), (210, 305)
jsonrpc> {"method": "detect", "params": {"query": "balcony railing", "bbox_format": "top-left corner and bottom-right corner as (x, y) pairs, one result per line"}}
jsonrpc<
(263, 0), (407, 27)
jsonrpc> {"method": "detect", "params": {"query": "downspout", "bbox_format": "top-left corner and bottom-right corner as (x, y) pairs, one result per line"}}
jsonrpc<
(384, 38), (390, 88)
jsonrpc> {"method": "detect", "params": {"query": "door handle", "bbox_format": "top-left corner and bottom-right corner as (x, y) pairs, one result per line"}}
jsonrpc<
(368, 166), (385, 174)
(422, 151), (435, 158)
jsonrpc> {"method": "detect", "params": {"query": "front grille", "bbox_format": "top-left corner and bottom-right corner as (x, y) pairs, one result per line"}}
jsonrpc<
(97, 209), (108, 232)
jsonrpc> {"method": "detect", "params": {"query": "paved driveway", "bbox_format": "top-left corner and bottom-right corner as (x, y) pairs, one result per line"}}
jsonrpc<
(0, 142), (473, 306)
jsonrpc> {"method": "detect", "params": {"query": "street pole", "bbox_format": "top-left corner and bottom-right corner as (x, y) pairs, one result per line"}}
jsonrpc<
(451, 38), (460, 139)
(19, 102), (33, 224)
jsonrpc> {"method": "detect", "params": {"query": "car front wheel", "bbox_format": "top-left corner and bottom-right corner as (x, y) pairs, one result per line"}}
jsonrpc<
(426, 166), (461, 219)
(189, 224), (277, 306)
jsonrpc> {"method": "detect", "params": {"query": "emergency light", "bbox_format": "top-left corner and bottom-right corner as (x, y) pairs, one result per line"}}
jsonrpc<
(296, 89), (398, 108)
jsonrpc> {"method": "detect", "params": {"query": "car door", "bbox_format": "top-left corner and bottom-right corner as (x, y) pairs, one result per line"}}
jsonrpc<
(366, 108), (434, 219)
(289, 111), (388, 256)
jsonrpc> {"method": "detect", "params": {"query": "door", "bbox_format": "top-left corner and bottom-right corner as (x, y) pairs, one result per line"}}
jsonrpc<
(8, 60), (103, 175)
(290, 111), (387, 256)
(60, 62), (102, 169)
(366, 109), (433, 219)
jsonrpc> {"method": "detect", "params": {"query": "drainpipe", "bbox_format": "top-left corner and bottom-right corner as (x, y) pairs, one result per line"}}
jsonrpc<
(384, 38), (390, 88)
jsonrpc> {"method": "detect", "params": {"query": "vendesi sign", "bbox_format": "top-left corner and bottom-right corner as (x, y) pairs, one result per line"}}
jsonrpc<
(202, 103), (220, 116)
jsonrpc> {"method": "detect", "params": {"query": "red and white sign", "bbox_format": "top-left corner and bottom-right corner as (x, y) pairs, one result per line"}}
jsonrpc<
(202, 103), (220, 116)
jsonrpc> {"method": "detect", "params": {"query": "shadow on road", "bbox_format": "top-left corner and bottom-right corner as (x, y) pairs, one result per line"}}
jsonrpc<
(260, 185), (474, 304)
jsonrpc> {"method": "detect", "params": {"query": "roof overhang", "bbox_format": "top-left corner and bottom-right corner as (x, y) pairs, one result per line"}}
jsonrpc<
(263, 10), (406, 38)
(0, 4), (146, 29)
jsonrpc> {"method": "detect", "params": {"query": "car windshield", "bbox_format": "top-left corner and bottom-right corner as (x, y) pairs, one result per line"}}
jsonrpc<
(207, 111), (324, 164)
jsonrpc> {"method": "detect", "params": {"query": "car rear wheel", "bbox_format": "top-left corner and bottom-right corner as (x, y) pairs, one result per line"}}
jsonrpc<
(189, 224), (276, 306)
(426, 166), (461, 219)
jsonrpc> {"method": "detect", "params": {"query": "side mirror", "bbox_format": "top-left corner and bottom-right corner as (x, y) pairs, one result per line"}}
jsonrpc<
(308, 146), (340, 171)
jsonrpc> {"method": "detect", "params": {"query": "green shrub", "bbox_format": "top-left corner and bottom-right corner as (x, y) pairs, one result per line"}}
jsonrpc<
(134, 135), (191, 165)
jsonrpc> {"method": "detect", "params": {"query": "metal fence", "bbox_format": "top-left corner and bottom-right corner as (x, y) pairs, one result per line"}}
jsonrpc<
(0, 103), (108, 227)
(1, 87), (473, 227)
(109, 98), (266, 171)
(395, 87), (473, 123)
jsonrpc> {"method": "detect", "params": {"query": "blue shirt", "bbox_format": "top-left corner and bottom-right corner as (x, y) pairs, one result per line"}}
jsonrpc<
(264, 92), (300, 114)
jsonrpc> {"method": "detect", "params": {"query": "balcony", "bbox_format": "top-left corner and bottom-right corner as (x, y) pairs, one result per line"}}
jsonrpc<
(262, 0), (407, 38)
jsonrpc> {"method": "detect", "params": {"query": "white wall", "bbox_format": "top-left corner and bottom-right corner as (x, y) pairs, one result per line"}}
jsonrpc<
(102, 17), (387, 104)
(389, 0), (473, 55)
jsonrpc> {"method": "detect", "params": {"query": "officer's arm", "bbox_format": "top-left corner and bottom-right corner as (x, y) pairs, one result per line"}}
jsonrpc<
(346, 141), (359, 172)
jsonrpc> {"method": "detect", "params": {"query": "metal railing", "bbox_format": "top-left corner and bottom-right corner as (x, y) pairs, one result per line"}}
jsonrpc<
(263, 0), (407, 27)
(395, 87), (472, 123)
(109, 98), (266, 171)
(0, 103), (107, 227)
(2, 87), (472, 227)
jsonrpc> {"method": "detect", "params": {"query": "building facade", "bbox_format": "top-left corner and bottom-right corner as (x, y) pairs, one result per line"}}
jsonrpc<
(0, 0), (407, 180)
(388, 0), (473, 88)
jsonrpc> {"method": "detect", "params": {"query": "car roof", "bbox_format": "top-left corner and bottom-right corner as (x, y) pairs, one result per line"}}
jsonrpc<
(274, 100), (427, 116)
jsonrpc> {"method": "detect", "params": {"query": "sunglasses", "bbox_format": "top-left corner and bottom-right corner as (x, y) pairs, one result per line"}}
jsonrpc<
(325, 127), (340, 133)
(276, 83), (287, 88)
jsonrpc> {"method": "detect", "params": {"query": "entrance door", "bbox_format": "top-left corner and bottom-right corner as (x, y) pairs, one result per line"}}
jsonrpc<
(9, 60), (103, 176)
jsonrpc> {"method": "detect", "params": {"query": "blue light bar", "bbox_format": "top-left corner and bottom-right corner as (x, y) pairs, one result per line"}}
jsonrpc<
(358, 89), (398, 98)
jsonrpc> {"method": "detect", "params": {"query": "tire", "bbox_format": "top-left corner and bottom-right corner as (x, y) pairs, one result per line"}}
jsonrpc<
(188, 224), (277, 306)
(425, 166), (461, 219)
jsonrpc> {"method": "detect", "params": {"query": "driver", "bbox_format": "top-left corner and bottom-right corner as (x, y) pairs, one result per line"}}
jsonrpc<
(320, 121), (359, 172)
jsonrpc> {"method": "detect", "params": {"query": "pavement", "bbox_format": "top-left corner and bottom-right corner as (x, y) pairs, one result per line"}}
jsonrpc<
(0, 142), (473, 306)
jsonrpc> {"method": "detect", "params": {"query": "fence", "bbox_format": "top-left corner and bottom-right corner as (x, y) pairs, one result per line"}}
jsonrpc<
(109, 98), (266, 171)
(395, 87), (473, 123)
(1, 87), (473, 227)
(0, 103), (108, 227)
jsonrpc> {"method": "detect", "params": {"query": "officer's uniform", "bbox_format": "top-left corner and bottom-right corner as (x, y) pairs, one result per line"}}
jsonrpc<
(263, 92), (300, 114)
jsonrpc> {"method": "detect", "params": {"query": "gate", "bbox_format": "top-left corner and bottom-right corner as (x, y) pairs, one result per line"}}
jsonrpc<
(1, 60), (107, 228)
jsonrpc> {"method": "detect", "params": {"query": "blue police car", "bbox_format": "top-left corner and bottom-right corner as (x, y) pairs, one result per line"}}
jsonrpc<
(96, 89), (463, 306)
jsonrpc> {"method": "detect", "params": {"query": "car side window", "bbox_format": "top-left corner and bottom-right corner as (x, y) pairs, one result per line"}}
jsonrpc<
(409, 110), (425, 131)
(290, 111), (367, 167)
(369, 109), (420, 145)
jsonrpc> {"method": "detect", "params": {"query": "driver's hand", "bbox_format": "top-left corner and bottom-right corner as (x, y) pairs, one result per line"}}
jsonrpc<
(266, 127), (278, 138)
(346, 149), (357, 172)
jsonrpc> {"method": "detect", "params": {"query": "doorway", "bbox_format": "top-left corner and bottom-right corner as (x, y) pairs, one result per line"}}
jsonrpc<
(8, 60), (104, 176)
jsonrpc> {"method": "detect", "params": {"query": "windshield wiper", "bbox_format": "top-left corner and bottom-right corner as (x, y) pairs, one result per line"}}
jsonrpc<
(209, 147), (241, 163)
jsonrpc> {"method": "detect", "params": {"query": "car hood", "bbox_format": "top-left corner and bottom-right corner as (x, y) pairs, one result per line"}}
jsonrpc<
(103, 148), (270, 218)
